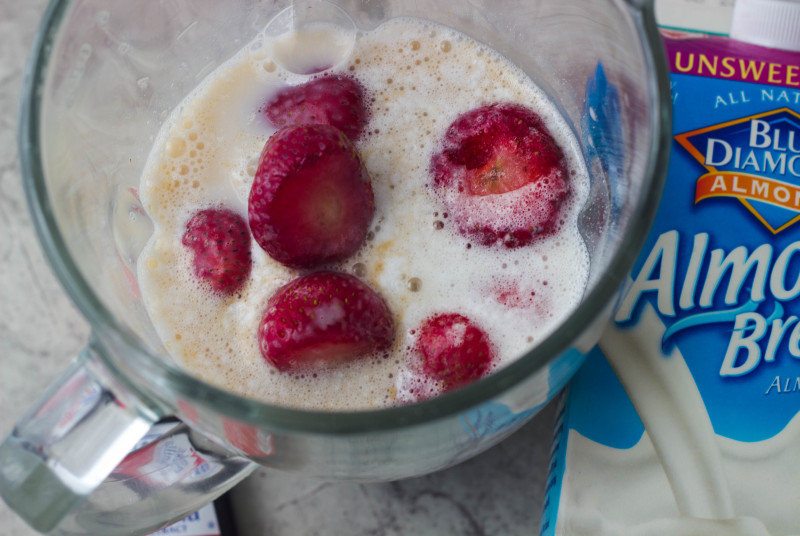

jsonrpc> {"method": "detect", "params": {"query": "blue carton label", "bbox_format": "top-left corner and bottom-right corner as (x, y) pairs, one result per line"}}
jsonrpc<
(543, 31), (800, 536)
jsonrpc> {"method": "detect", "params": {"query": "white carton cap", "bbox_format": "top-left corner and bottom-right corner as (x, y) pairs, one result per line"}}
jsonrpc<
(730, 0), (800, 51)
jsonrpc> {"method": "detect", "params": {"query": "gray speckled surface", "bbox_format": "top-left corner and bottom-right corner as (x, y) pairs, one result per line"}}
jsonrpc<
(0, 1), (554, 534)
(1, 2), (91, 532)
(229, 414), (554, 536)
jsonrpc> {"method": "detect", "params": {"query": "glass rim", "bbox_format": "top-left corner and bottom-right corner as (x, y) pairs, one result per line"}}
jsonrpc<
(18, 0), (671, 434)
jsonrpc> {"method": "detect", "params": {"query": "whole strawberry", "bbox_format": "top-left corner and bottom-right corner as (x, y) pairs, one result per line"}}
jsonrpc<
(430, 102), (570, 248)
(258, 271), (394, 372)
(249, 124), (374, 269)
(262, 74), (368, 141)
(181, 208), (252, 295)
(414, 313), (495, 391)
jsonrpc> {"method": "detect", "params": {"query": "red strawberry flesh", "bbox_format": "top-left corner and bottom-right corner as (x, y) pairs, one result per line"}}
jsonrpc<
(262, 74), (368, 141)
(430, 102), (570, 248)
(249, 124), (374, 268)
(258, 271), (394, 372)
(414, 313), (495, 391)
(181, 208), (252, 295)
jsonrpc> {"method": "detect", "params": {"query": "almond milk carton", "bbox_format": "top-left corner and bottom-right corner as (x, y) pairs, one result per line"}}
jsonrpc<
(541, 17), (800, 536)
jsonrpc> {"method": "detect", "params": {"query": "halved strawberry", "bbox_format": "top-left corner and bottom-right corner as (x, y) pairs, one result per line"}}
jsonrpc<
(262, 74), (368, 141)
(430, 102), (570, 248)
(248, 124), (374, 268)
(413, 313), (495, 391)
(181, 208), (252, 295)
(258, 271), (394, 372)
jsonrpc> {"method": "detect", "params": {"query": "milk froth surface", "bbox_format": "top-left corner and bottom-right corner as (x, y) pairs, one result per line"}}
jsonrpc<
(137, 18), (590, 410)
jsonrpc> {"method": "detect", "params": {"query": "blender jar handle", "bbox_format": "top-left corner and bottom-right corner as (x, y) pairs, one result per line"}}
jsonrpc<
(0, 346), (154, 532)
(0, 345), (257, 534)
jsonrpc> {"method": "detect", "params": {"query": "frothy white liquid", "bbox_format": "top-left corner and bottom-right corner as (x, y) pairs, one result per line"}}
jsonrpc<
(137, 18), (590, 410)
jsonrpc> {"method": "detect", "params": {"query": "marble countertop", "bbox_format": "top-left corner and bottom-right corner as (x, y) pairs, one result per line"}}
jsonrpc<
(0, 2), (555, 534)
